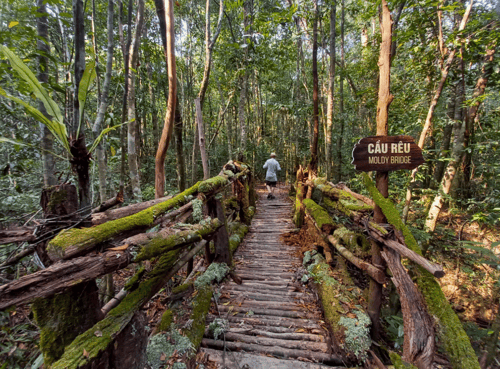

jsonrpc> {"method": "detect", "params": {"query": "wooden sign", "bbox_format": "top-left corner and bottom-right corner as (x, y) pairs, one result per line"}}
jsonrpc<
(352, 135), (424, 172)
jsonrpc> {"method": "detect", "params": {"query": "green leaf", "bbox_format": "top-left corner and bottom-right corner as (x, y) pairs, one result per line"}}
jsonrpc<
(88, 123), (126, 153)
(0, 45), (63, 124)
(0, 87), (70, 153)
(77, 59), (96, 138)
(0, 137), (67, 160)
(8, 21), (19, 28)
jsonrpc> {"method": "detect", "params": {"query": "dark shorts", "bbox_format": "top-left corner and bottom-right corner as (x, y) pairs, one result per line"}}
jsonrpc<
(266, 181), (277, 187)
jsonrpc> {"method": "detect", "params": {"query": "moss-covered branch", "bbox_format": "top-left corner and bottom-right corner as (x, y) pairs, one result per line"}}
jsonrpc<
(228, 222), (249, 256)
(134, 218), (221, 262)
(47, 184), (200, 261)
(303, 198), (336, 233)
(362, 173), (480, 369)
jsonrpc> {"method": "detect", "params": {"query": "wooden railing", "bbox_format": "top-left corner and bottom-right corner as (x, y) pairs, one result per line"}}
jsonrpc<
(0, 160), (255, 368)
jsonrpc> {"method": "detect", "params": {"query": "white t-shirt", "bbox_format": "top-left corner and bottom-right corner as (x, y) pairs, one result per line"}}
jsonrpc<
(263, 158), (281, 182)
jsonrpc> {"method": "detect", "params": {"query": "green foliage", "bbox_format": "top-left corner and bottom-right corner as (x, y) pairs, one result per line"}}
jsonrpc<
(385, 314), (405, 349)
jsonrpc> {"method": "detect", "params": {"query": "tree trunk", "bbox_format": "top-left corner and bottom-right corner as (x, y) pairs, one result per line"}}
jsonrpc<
(402, 1), (473, 222)
(425, 40), (496, 232)
(174, 96), (186, 191)
(70, 0), (91, 214)
(368, 0), (392, 341)
(309, 0), (319, 176)
(325, 1), (336, 180)
(127, 0), (145, 200)
(37, 0), (56, 187)
(155, 0), (177, 199)
(195, 98), (210, 179)
(334, 0), (344, 183)
(92, 0), (114, 203)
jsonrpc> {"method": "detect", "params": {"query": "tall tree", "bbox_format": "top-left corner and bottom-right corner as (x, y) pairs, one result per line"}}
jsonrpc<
(92, 0), (115, 203)
(334, 0), (344, 183)
(425, 40), (496, 232)
(402, 1), (473, 222)
(127, 0), (145, 200)
(155, 0), (177, 199)
(37, 0), (56, 187)
(70, 0), (92, 213)
(309, 0), (319, 176)
(325, 0), (336, 179)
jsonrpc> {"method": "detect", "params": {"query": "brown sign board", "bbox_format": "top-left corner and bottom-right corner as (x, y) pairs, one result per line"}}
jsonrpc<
(352, 135), (424, 172)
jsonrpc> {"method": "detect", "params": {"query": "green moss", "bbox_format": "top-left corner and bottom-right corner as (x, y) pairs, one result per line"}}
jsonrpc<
(303, 199), (334, 229)
(183, 285), (213, 350)
(293, 183), (304, 227)
(334, 227), (370, 254)
(52, 249), (182, 369)
(389, 352), (418, 368)
(198, 176), (229, 193)
(46, 188), (68, 213)
(172, 281), (194, 295)
(124, 266), (146, 291)
(47, 184), (200, 259)
(339, 198), (373, 212)
(134, 219), (221, 262)
(362, 173), (481, 369)
(224, 196), (240, 211)
(228, 222), (249, 255)
(156, 309), (173, 332)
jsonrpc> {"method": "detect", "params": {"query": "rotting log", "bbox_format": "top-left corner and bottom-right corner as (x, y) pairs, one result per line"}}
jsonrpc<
(91, 195), (172, 225)
(382, 247), (434, 369)
(0, 227), (36, 245)
(362, 172), (481, 369)
(92, 190), (124, 213)
(310, 177), (373, 212)
(134, 218), (222, 262)
(0, 250), (131, 310)
(328, 234), (386, 285)
(334, 182), (375, 207)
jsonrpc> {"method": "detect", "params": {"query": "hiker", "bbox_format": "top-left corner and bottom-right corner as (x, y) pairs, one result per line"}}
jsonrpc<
(263, 152), (281, 199)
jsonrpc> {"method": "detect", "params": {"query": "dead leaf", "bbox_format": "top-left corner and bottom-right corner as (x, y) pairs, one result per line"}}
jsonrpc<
(109, 244), (130, 251)
(83, 349), (89, 358)
(160, 353), (166, 361)
(94, 330), (103, 337)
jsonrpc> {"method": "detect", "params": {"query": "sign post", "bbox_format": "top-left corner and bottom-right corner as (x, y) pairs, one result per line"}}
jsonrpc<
(352, 135), (424, 172)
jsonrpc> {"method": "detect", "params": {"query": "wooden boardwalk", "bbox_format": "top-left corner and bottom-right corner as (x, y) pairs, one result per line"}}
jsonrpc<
(201, 185), (345, 368)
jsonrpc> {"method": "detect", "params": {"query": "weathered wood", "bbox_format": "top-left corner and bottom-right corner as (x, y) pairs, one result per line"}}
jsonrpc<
(334, 182), (375, 206)
(92, 190), (124, 213)
(368, 229), (444, 278)
(202, 339), (343, 365)
(221, 331), (328, 352)
(0, 227), (36, 245)
(0, 250), (131, 310)
(91, 195), (172, 225)
(382, 247), (434, 369)
(352, 135), (424, 172)
(327, 234), (386, 284)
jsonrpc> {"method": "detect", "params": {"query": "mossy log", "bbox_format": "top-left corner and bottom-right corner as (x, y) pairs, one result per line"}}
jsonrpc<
(310, 178), (373, 212)
(0, 250), (131, 310)
(327, 233), (386, 285)
(51, 239), (209, 369)
(293, 166), (306, 227)
(91, 195), (173, 225)
(32, 281), (103, 366)
(47, 184), (200, 261)
(134, 218), (222, 262)
(303, 198), (336, 234)
(362, 173), (481, 369)
(228, 222), (249, 256)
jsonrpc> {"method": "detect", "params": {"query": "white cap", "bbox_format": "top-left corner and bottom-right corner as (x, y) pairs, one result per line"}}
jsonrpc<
(270, 152), (276, 157)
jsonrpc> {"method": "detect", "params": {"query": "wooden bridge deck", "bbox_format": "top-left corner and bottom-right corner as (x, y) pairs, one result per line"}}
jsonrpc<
(201, 185), (345, 368)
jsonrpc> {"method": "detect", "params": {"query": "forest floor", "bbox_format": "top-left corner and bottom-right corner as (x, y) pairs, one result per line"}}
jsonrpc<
(1, 188), (499, 368)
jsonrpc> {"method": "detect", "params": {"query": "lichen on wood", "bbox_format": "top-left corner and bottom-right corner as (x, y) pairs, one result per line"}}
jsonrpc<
(362, 172), (481, 369)
(47, 184), (200, 261)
